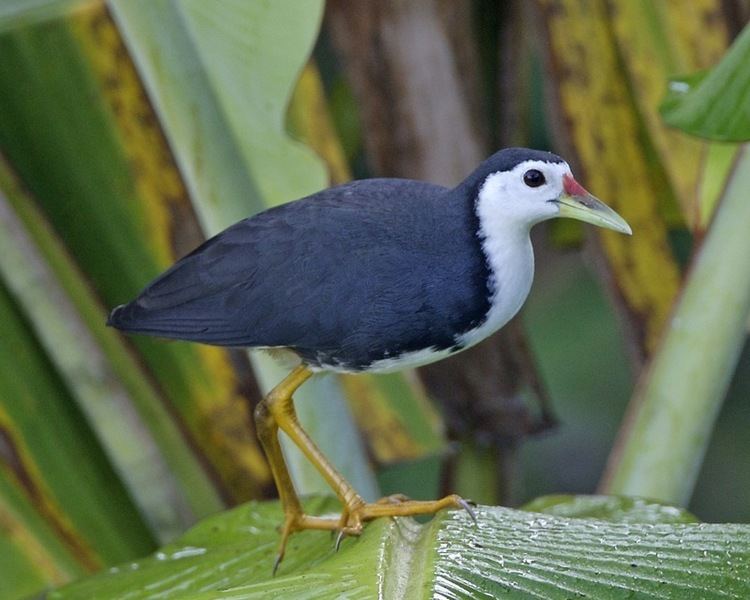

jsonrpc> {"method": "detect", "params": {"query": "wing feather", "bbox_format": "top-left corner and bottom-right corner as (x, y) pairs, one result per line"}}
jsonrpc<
(107, 178), (489, 369)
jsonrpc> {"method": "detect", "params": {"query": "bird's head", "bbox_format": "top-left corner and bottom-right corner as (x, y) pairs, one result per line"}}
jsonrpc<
(469, 148), (632, 235)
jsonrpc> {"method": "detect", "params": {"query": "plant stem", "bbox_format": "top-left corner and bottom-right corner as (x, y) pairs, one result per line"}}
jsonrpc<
(601, 146), (750, 504)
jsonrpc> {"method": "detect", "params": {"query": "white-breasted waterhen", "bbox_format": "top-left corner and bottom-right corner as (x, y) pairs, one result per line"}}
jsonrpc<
(108, 147), (631, 567)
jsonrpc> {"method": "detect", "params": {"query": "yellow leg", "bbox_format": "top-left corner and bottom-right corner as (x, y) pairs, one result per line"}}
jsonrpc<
(266, 366), (366, 510)
(254, 367), (343, 571)
(256, 365), (475, 572)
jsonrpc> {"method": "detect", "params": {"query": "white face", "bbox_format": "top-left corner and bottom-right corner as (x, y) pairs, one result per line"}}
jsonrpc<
(476, 159), (570, 230)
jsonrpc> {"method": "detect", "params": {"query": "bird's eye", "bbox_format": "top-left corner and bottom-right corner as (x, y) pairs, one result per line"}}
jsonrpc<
(523, 169), (546, 188)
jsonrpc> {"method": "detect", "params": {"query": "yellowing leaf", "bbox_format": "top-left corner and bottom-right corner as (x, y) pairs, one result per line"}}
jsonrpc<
(539, 0), (683, 355)
(610, 0), (729, 228)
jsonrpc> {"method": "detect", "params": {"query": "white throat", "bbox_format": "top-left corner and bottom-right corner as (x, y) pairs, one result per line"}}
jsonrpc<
(456, 178), (536, 348)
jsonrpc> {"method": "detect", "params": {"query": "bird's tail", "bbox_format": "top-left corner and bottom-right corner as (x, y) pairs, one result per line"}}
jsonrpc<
(107, 300), (251, 346)
(106, 301), (176, 337)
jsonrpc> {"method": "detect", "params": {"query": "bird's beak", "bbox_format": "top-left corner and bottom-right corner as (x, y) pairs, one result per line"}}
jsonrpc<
(555, 174), (632, 235)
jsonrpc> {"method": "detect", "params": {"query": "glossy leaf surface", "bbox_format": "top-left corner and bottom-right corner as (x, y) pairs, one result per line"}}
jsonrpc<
(52, 495), (750, 599)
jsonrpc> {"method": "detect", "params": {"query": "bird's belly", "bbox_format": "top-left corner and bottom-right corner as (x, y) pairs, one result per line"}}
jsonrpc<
(343, 345), (457, 374)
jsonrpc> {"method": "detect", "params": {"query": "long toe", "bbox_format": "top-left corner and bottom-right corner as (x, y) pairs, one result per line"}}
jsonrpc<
(346, 493), (475, 526)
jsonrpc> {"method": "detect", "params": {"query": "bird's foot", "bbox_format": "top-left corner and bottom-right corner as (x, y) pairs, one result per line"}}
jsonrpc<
(273, 494), (476, 572)
(333, 493), (477, 549)
(273, 511), (341, 575)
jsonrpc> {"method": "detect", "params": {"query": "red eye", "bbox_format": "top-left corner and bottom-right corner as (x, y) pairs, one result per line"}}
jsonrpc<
(523, 169), (545, 187)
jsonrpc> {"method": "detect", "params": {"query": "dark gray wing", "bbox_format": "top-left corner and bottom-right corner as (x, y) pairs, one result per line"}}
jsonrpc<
(108, 178), (490, 368)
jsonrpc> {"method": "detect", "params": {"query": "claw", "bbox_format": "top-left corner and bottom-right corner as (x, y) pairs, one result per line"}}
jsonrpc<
(334, 529), (346, 552)
(272, 512), (342, 573)
(272, 552), (283, 576)
(457, 497), (478, 526)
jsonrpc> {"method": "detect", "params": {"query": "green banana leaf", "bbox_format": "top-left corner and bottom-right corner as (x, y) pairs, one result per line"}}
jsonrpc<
(0, 0), (269, 513)
(50, 495), (750, 598)
(0, 273), (152, 569)
(0, 154), (219, 543)
(0, 0), (333, 592)
(0, 474), (86, 599)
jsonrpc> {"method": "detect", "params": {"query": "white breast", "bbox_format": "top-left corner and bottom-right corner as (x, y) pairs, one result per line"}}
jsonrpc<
(457, 231), (533, 349)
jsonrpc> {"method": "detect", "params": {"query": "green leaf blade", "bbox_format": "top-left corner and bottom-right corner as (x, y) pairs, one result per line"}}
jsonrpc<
(661, 24), (750, 141)
(432, 507), (750, 599)
(52, 496), (750, 599)
(0, 279), (155, 568)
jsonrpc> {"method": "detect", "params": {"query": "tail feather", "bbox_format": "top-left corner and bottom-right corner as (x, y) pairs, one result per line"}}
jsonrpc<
(107, 300), (249, 345)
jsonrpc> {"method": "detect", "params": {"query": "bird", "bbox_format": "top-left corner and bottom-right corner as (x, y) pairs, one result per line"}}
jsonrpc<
(108, 147), (631, 567)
